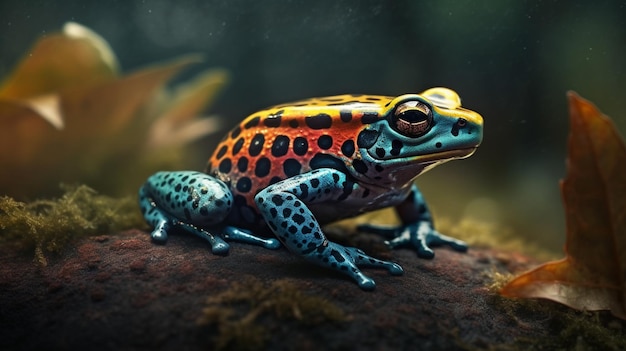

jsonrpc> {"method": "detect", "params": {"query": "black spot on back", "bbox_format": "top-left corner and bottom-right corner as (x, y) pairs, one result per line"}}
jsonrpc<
(289, 120), (299, 128)
(293, 137), (308, 156)
(341, 140), (355, 157)
(264, 115), (282, 128)
(216, 145), (227, 159)
(340, 110), (352, 122)
(249, 134), (265, 157)
(271, 135), (290, 157)
(317, 135), (333, 150)
(245, 116), (260, 129)
(255, 157), (271, 177)
(219, 158), (232, 173)
(231, 126), (241, 139)
(237, 157), (248, 172)
(283, 159), (302, 177)
(236, 177), (252, 193)
(232, 138), (244, 155)
(360, 111), (380, 124)
(305, 113), (332, 129)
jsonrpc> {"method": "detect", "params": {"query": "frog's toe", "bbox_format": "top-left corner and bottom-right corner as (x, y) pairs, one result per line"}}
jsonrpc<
(383, 232), (411, 249)
(356, 275), (376, 291)
(415, 243), (435, 259)
(263, 238), (282, 250)
(150, 229), (168, 243)
(429, 232), (468, 253)
(389, 263), (404, 276)
(149, 221), (170, 243)
(211, 240), (230, 255)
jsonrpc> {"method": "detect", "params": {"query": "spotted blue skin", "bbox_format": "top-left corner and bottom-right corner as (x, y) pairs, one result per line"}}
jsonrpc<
(139, 91), (483, 290)
(140, 171), (281, 255)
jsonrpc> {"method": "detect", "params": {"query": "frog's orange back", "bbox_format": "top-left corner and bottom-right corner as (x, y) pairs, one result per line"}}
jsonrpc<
(207, 94), (392, 207)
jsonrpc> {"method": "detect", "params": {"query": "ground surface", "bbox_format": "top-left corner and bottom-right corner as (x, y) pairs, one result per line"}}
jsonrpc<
(0, 229), (618, 350)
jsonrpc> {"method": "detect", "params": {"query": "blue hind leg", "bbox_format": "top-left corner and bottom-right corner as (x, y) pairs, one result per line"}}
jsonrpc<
(139, 171), (279, 254)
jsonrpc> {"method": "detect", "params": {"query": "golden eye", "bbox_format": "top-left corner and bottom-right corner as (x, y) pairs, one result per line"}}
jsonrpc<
(392, 101), (433, 137)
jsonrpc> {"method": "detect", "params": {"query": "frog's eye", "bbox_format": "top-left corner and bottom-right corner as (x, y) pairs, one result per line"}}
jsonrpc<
(391, 101), (433, 138)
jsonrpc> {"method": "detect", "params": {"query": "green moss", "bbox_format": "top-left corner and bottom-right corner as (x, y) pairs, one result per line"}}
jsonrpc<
(0, 184), (145, 265)
(197, 277), (349, 350)
(486, 273), (626, 351)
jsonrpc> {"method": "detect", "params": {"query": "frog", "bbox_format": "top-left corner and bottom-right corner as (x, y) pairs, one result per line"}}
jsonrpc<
(139, 87), (483, 290)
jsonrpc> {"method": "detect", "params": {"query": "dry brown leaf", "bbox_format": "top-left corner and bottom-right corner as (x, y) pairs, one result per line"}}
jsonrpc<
(500, 92), (626, 320)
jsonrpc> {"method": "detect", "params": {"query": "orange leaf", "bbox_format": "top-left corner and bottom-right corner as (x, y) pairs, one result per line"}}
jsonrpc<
(500, 92), (626, 319)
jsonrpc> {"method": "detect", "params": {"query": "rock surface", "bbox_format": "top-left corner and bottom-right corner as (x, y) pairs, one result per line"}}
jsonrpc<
(0, 229), (614, 350)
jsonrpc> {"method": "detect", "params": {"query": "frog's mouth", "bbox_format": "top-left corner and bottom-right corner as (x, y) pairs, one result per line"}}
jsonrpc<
(409, 147), (478, 163)
(366, 147), (477, 164)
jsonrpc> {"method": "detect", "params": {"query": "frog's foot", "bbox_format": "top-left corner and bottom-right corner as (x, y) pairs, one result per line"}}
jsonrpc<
(303, 241), (403, 291)
(358, 221), (468, 259)
(223, 226), (281, 250)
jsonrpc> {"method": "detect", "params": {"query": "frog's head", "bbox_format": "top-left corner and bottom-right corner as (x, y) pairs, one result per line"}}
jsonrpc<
(355, 87), (483, 187)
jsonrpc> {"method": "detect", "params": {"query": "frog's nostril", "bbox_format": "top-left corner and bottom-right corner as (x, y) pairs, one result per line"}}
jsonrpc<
(457, 118), (467, 127)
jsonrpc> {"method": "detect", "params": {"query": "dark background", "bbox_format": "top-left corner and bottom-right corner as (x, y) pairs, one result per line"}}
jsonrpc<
(1, 0), (625, 252)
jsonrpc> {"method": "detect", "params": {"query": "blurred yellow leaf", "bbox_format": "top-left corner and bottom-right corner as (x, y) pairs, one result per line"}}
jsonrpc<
(147, 69), (227, 149)
(0, 22), (118, 100)
(0, 22), (227, 198)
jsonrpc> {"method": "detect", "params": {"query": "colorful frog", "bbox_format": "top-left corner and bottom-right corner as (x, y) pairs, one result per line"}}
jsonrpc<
(139, 87), (483, 290)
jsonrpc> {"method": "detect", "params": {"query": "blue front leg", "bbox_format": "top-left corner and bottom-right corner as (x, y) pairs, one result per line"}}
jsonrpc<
(254, 169), (403, 290)
(359, 184), (468, 258)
